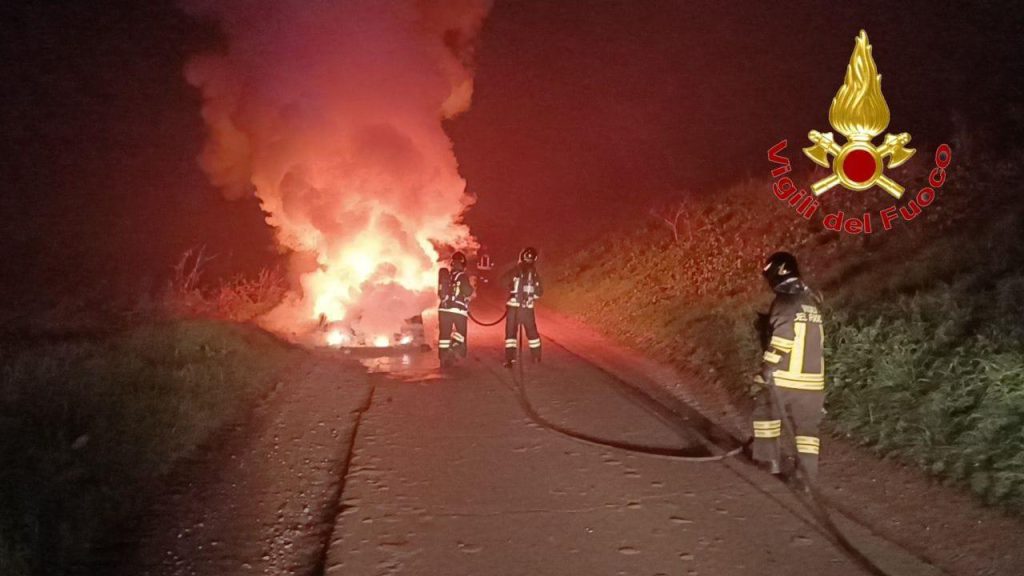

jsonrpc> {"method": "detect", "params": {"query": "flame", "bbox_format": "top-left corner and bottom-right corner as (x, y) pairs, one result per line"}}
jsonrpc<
(183, 1), (491, 342)
(326, 330), (347, 347)
(829, 30), (890, 140)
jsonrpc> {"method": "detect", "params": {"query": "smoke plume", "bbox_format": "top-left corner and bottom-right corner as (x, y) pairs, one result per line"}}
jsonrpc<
(183, 0), (491, 342)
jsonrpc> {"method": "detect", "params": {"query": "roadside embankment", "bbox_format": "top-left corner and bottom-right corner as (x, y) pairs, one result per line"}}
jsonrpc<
(0, 321), (302, 576)
(543, 150), (1024, 519)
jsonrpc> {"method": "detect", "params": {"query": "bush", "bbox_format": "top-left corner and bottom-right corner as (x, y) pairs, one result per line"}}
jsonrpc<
(163, 247), (286, 321)
(545, 151), (1024, 513)
(826, 284), (1024, 512)
(0, 320), (299, 575)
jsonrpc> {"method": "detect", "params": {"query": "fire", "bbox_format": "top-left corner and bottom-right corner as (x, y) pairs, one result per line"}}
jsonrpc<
(183, 0), (492, 342)
(325, 330), (347, 347)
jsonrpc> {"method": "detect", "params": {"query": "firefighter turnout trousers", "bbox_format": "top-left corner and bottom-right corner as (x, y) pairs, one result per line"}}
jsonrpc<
(752, 384), (824, 480)
(505, 305), (541, 362)
(438, 309), (468, 361)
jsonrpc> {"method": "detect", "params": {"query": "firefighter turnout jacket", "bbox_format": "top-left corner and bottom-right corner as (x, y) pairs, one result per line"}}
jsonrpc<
(760, 280), (824, 390)
(504, 264), (543, 308)
(439, 269), (473, 316)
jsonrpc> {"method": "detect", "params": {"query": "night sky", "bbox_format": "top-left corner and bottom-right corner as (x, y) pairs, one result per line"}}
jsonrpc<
(2, 1), (1021, 313)
(455, 1), (1023, 257)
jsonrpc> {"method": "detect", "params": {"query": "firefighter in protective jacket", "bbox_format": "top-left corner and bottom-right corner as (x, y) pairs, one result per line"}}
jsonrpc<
(503, 247), (543, 367)
(752, 251), (826, 481)
(438, 251), (473, 367)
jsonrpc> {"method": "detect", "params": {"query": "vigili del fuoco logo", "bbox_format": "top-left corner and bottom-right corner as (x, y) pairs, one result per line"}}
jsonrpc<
(767, 30), (952, 234)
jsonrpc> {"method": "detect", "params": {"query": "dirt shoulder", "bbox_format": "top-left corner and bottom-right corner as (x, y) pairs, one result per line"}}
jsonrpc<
(539, 307), (1024, 576)
(105, 352), (374, 576)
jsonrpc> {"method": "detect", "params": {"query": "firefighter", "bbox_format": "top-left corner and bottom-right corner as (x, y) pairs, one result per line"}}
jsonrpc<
(751, 251), (826, 482)
(503, 247), (544, 367)
(437, 251), (473, 367)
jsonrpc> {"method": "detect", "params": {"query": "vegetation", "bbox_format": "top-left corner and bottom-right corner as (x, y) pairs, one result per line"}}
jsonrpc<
(546, 148), (1024, 512)
(0, 320), (301, 575)
(162, 246), (288, 322)
(828, 283), (1024, 508)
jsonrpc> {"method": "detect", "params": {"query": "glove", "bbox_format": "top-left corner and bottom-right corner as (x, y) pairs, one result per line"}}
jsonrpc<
(747, 372), (767, 398)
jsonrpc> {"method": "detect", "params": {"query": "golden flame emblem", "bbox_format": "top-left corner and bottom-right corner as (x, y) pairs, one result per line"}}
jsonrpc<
(803, 30), (915, 198)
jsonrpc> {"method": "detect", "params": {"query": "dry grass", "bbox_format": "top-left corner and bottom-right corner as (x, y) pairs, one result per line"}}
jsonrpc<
(163, 247), (286, 322)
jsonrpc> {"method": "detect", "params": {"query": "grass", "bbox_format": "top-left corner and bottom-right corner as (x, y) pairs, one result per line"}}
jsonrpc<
(826, 279), (1024, 510)
(0, 320), (301, 575)
(545, 149), (1024, 513)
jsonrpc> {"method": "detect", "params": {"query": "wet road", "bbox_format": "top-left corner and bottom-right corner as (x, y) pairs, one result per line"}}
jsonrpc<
(320, 318), (936, 576)
(114, 311), (942, 576)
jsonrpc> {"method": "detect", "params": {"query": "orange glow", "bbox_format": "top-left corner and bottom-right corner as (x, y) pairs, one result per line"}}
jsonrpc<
(287, 220), (454, 341)
(183, 1), (490, 344)
(325, 330), (347, 347)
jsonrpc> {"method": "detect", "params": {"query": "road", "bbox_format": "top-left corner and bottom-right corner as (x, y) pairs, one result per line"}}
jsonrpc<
(113, 308), (942, 576)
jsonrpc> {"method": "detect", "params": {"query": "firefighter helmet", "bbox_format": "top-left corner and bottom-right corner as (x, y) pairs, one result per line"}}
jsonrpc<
(762, 251), (800, 289)
(519, 246), (538, 264)
(450, 251), (467, 270)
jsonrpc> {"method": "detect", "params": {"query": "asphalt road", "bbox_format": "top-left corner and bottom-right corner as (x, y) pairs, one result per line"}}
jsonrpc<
(113, 310), (943, 576)
(320, 316), (939, 576)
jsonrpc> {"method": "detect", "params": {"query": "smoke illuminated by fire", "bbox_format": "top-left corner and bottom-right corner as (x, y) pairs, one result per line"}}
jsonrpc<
(183, 0), (491, 342)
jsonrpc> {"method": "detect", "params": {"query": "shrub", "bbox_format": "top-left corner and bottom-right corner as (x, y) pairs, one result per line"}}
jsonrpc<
(163, 247), (286, 321)
(826, 284), (1024, 512)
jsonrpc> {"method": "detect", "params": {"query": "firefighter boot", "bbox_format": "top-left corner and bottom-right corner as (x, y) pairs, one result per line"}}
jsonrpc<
(504, 336), (517, 368)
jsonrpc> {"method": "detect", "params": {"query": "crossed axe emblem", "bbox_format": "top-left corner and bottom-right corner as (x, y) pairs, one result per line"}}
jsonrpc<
(803, 130), (915, 199)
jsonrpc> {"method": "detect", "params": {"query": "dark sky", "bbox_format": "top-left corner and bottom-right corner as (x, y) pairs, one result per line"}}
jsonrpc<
(1, 1), (267, 310)
(1, 1), (1021, 310)
(454, 0), (1023, 259)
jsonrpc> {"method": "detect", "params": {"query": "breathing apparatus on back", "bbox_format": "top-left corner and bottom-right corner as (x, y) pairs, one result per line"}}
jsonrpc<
(515, 247), (540, 307)
(438, 251), (467, 306)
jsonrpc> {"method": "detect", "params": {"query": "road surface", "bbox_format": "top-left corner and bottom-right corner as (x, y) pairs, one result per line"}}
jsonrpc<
(112, 309), (943, 576)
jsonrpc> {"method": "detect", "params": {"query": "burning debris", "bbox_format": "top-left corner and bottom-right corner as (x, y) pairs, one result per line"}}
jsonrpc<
(183, 0), (492, 345)
(321, 312), (423, 349)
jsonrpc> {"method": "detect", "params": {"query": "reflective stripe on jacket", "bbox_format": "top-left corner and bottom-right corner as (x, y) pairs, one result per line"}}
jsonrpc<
(504, 264), (543, 309)
(761, 283), (825, 391)
(440, 270), (473, 313)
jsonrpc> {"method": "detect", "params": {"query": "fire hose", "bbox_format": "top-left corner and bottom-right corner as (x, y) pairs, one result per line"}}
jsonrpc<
(468, 308), (508, 327)
(764, 380), (895, 576)
(505, 325), (742, 462)
(499, 326), (902, 576)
